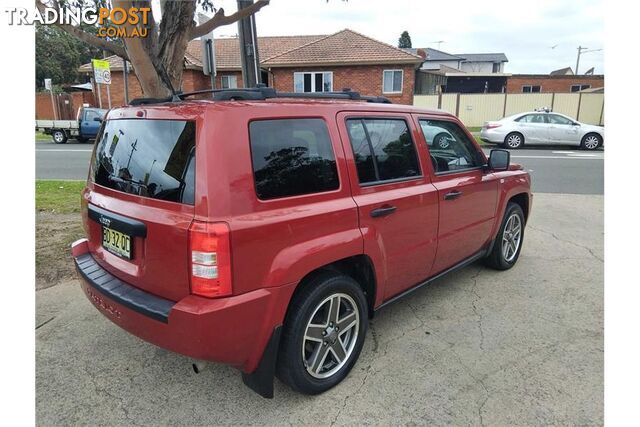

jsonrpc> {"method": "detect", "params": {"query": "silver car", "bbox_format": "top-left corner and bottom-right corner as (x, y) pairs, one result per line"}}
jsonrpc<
(480, 111), (604, 150)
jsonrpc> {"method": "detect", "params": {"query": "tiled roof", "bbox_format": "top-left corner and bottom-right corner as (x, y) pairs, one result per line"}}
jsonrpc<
(185, 34), (325, 69)
(261, 29), (423, 66)
(79, 29), (422, 73)
(78, 56), (132, 72)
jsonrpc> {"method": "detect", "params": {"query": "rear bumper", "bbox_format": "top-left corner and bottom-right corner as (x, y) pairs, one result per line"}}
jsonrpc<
(72, 239), (295, 373)
(480, 128), (505, 144)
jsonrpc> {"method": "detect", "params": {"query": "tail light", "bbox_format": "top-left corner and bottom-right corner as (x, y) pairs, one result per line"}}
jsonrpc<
(188, 221), (232, 298)
(484, 123), (502, 129)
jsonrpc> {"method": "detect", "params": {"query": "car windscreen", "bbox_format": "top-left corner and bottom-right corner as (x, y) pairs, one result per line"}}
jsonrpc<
(92, 119), (196, 205)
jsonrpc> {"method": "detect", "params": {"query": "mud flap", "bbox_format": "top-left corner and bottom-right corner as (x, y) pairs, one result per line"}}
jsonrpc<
(241, 325), (282, 398)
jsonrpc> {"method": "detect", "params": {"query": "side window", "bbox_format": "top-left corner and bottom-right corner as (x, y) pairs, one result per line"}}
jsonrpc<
(84, 110), (100, 122)
(346, 118), (421, 185)
(419, 120), (484, 173)
(516, 114), (546, 124)
(249, 119), (339, 200)
(548, 114), (574, 125)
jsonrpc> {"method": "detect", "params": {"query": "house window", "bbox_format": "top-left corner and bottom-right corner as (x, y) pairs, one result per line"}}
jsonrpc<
(293, 72), (333, 93)
(492, 63), (500, 73)
(221, 75), (237, 89)
(522, 85), (541, 93)
(383, 70), (403, 93)
(570, 84), (591, 92)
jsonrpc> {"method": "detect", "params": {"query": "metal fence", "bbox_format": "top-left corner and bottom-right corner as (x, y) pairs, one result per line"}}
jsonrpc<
(413, 92), (605, 127)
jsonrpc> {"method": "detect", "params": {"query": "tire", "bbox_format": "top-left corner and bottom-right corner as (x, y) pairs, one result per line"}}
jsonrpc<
(581, 133), (602, 150)
(52, 130), (67, 144)
(434, 132), (451, 149)
(484, 202), (525, 270)
(504, 132), (524, 149)
(276, 272), (368, 395)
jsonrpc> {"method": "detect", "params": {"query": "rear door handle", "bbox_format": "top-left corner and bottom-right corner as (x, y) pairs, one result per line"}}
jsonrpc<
(444, 190), (463, 201)
(370, 206), (397, 218)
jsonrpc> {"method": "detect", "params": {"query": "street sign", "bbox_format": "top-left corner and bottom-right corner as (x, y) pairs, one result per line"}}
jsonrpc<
(92, 59), (112, 85)
(44, 78), (52, 90)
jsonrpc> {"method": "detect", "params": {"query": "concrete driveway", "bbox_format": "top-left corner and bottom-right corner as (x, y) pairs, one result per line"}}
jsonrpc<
(36, 193), (603, 425)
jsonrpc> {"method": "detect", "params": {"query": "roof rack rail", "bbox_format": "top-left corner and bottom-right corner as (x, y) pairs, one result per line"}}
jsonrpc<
(129, 87), (391, 105)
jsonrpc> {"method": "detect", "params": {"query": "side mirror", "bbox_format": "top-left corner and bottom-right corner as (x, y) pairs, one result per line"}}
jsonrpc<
(93, 117), (103, 122)
(488, 149), (510, 171)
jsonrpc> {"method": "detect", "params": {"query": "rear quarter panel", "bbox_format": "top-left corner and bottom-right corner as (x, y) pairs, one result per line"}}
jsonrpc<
(200, 104), (363, 301)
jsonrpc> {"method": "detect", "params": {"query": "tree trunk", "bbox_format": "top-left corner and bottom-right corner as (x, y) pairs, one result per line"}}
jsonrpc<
(39, 0), (271, 98)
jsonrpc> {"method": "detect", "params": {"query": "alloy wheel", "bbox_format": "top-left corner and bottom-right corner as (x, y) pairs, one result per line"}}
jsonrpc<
(437, 135), (450, 149)
(502, 213), (522, 262)
(53, 132), (64, 143)
(584, 135), (600, 150)
(302, 293), (360, 379)
(506, 134), (522, 148)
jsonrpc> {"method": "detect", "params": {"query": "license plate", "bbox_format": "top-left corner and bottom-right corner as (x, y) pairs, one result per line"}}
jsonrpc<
(102, 226), (132, 259)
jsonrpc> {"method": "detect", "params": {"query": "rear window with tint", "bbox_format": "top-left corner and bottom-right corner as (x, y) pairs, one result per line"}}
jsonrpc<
(249, 119), (339, 200)
(93, 119), (196, 205)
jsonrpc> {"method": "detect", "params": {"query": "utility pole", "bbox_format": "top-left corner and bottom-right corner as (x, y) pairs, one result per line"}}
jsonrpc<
(237, 0), (261, 88)
(575, 46), (603, 75)
(123, 58), (129, 104)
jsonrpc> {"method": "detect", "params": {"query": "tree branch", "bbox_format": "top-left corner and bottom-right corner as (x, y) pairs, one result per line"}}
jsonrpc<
(189, 0), (270, 40)
(36, 0), (129, 59)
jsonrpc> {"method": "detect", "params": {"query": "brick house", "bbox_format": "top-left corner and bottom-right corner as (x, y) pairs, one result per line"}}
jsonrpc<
(506, 74), (604, 93)
(79, 29), (422, 106)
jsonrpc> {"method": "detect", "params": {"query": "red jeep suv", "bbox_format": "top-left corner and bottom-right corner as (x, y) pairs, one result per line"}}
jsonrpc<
(72, 88), (531, 397)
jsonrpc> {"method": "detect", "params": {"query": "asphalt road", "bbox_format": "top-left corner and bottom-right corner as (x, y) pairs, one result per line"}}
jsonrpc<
(36, 141), (93, 181)
(482, 147), (604, 195)
(36, 140), (604, 195)
(36, 193), (604, 425)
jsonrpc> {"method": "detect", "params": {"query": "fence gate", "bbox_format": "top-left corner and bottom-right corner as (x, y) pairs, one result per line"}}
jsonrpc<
(56, 93), (75, 120)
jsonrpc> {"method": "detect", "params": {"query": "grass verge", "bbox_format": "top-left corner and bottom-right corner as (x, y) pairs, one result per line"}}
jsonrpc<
(36, 180), (85, 289)
(36, 131), (50, 142)
(36, 180), (85, 214)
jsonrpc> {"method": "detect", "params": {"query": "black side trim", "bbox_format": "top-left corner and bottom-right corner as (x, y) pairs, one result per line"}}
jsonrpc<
(375, 249), (486, 311)
(241, 325), (282, 398)
(88, 204), (147, 238)
(75, 253), (174, 323)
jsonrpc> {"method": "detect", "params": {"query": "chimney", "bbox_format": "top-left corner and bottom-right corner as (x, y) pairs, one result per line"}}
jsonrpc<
(416, 48), (427, 59)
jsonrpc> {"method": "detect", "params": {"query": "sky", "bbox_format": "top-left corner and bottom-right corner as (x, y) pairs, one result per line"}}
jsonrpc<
(199, 0), (604, 74)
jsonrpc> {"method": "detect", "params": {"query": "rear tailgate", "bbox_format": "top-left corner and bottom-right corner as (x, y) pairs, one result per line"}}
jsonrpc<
(82, 114), (198, 302)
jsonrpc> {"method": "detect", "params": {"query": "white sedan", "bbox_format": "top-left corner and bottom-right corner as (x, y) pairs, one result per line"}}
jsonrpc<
(480, 111), (604, 150)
